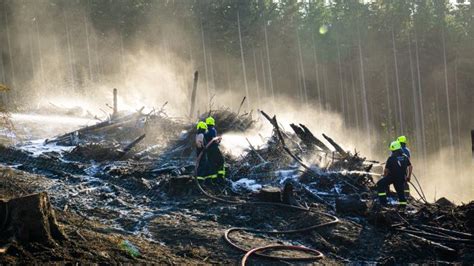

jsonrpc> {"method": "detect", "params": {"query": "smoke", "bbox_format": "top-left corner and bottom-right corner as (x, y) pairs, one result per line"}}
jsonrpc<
(0, 1), (196, 117)
(219, 94), (378, 162)
(1, 1), (472, 203)
(412, 147), (474, 204)
(118, 48), (193, 115)
(219, 93), (474, 204)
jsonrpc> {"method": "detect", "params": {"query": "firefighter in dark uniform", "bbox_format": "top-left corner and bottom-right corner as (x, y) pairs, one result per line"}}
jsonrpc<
(377, 140), (413, 207)
(204, 116), (225, 179)
(397, 135), (411, 198)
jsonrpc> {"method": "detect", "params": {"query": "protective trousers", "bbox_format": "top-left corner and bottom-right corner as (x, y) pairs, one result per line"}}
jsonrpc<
(207, 145), (225, 178)
(376, 175), (407, 206)
(404, 182), (410, 198)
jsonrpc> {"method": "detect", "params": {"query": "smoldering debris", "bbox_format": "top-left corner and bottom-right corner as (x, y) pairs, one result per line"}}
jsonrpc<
(0, 104), (473, 264)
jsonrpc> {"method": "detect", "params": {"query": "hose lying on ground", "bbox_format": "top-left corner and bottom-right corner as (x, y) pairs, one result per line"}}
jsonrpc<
(193, 137), (339, 264)
(240, 245), (324, 266)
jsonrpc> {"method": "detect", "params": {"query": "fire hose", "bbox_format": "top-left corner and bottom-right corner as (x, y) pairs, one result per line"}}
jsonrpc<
(409, 180), (428, 204)
(194, 137), (339, 264)
(241, 245), (324, 266)
(411, 172), (428, 202)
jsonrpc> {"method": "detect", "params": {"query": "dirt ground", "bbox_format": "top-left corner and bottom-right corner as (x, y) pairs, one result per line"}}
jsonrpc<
(0, 167), (339, 264)
(1, 166), (473, 264)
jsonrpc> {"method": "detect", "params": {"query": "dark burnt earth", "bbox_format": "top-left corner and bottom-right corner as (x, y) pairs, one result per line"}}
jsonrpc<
(0, 109), (473, 264)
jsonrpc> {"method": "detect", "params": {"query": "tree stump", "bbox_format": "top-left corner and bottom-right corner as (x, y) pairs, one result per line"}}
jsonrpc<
(0, 192), (66, 244)
(257, 186), (282, 203)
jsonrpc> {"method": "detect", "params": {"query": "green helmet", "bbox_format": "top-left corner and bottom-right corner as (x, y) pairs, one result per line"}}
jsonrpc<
(397, 135), (407, 144)
(389, 141), (402, 151)
(205, 116), (215, 126)
(196, 121), (208, 130)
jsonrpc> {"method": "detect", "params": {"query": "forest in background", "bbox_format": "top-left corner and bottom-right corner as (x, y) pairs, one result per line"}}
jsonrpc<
(0, 0), (473, 198)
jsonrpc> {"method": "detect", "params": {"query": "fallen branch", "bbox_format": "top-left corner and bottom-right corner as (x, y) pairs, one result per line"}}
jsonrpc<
(290, 124), (331, 152)
(260, 111), (349, 208)
(245, 138), (266, 164)
(260, 110), (277, 127)
(417, 225), (474, 240)
(396, 227), (459, 241)
(299, 183), (334, 210)
(260, 111), (312, 172)
(404, 233), (456, 253)
(117, 134), (146, 158)
(322, 134), (348, 158)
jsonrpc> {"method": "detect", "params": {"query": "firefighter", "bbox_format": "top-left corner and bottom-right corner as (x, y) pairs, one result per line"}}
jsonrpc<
(195, 121), (209, 179)
(377, 141), (413, 207)
(397, 135), (411, 158)
(204, 116), (225, 179)
(397, 135), (411, 197)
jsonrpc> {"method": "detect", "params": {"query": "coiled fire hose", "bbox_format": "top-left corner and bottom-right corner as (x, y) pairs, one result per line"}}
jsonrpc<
(194, 137), (339, 264)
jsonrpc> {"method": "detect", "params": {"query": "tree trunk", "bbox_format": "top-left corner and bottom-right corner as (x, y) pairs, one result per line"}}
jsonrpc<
(311, 31), (322, 115)
(252, 49), (261, 107)
(263, 18), (275, 108)
(408, 33), (422, 160)
(392, 27), (403, 133)
(296, 29), (308, 106)
(237, 11), (250, 109)
(441, 26), (455, 159)
(357, 23), (371, 143)
(200, 19), (210, 107)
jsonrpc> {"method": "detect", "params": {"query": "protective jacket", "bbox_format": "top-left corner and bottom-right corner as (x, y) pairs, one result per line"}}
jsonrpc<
(401, 145), (411, 158)
(377, 150), (411, 206)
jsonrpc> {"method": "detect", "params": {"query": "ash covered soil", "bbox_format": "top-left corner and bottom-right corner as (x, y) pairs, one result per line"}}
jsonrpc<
(1, 107), (473, 264)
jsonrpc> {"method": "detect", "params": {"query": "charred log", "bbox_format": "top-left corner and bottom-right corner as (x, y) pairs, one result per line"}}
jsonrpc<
(290, 123), (331, 152)
(322, 133), (349, 158)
